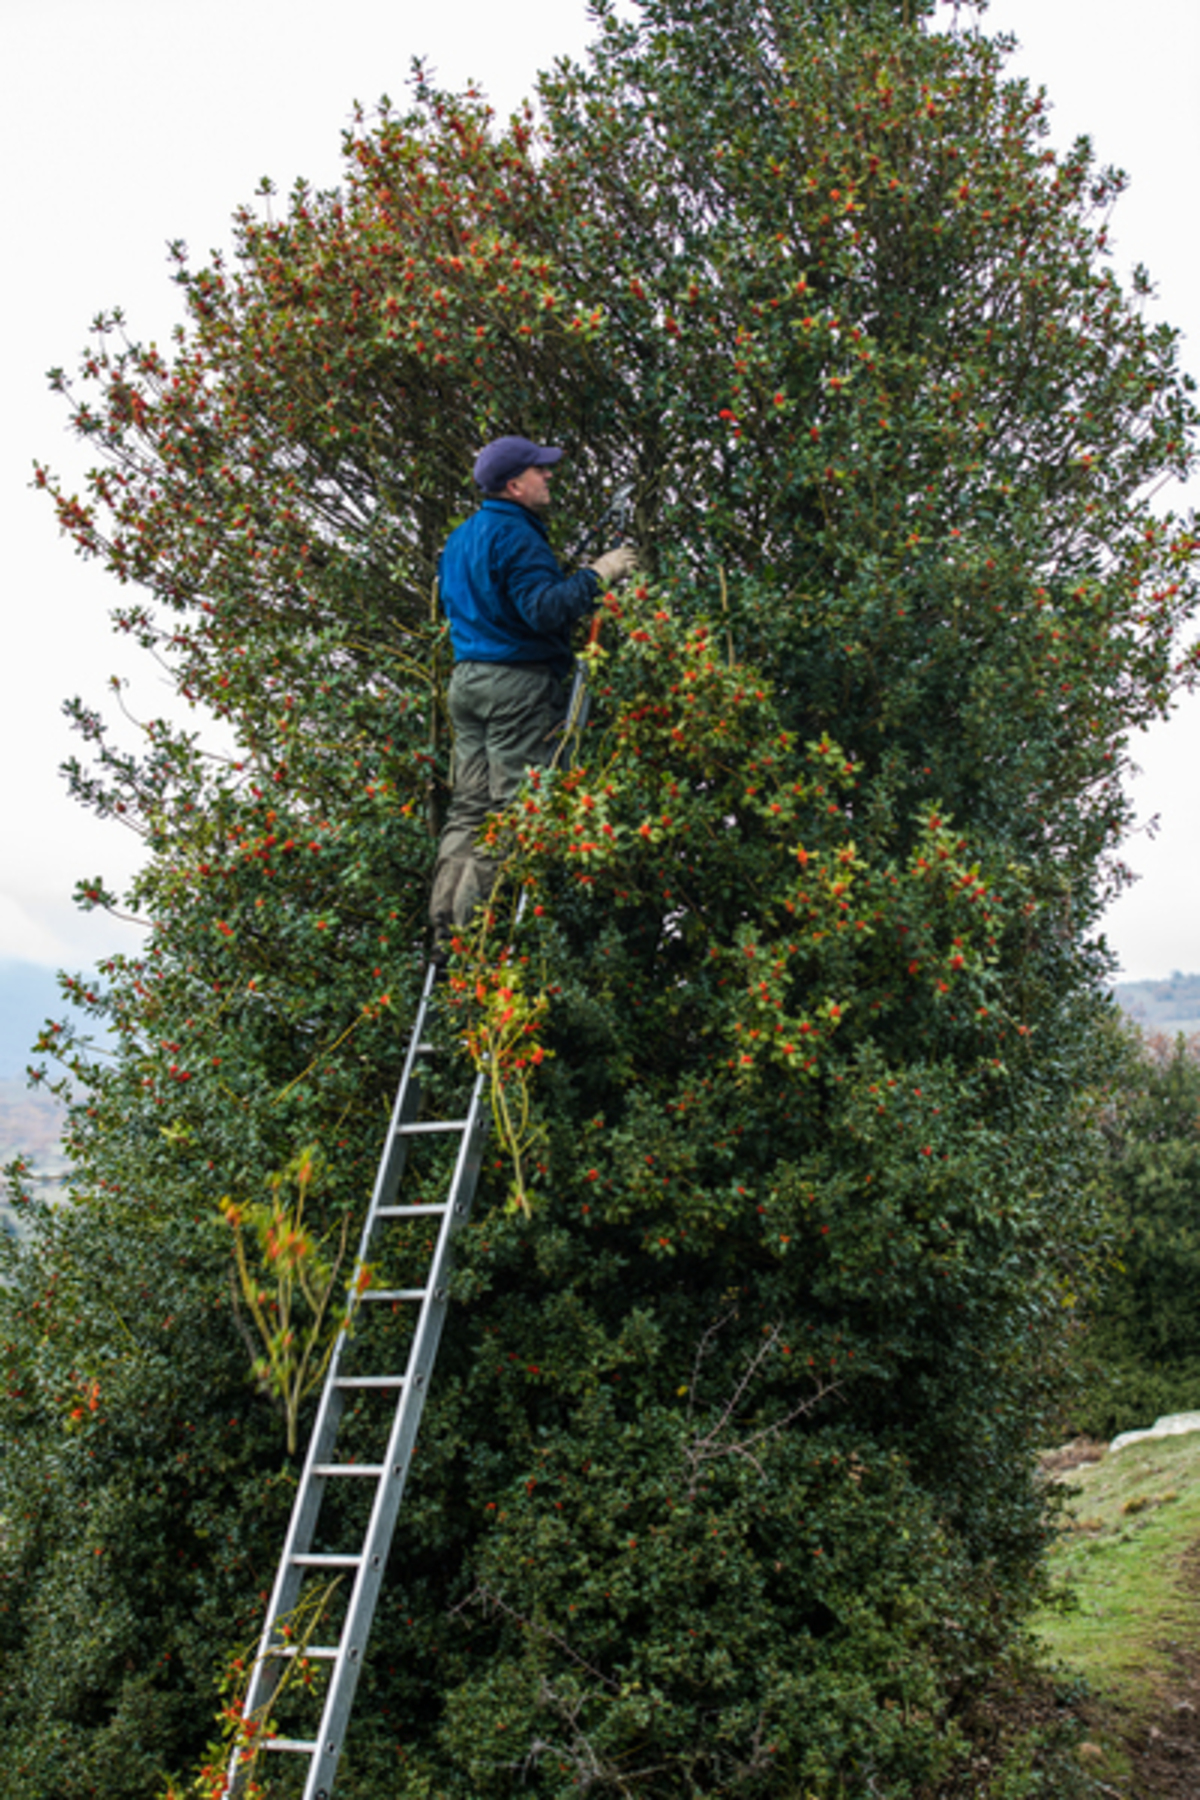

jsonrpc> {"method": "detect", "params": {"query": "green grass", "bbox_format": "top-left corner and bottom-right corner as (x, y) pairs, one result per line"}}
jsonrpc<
(1036, 1429), (1200, 1718)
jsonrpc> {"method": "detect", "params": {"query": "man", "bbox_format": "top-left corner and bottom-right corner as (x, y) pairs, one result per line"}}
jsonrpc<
(429, 435), (637, 954)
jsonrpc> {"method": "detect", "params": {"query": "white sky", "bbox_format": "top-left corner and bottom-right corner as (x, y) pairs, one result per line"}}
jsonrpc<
(2, 0), (1197, 982)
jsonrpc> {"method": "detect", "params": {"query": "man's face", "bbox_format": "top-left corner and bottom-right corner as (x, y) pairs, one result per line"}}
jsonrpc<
(505, 463), (553, 513)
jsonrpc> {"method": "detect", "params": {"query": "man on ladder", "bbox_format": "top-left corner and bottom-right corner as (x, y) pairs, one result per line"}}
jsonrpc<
(429, 435), (636, 959)
(229, 438), (635, 1800)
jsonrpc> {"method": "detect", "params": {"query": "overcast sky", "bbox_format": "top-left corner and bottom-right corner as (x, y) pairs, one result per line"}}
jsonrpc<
(3, 0), (1197, 985)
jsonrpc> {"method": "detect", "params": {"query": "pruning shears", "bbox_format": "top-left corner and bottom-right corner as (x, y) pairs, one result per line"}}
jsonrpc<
(567, 480), (637, 564)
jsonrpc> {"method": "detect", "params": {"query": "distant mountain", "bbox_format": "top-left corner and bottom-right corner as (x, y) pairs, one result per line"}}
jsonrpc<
(0, 1078), (68, 1227)
(0, 960), (66, 1080)
(0, 961), (84, 1224)
(0, 1079), (66, 1166)
(1113, 972), (1200, 1039)
(0, 958), (116, 1084)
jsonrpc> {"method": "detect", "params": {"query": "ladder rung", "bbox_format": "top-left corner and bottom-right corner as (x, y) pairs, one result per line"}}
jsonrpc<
(375, 1203), (448, 1218)
(333, 1374), (406, 1389)
(270, 1644), (339, 1660)
(290, 1553), (363, 1568)
(359, 1288), (427, 1303)
(395, 1120), (468, 1136)
(313, 1463), (385, 1478)
(262, 1736), (318, 1754)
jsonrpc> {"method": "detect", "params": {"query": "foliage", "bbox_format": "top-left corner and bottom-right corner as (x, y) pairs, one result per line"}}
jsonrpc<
(222, 1145), (367, 1455)
(1067, 1029), (1200, 1440)
(452, 888), (555, 1216)
(161, 1579), (345, 1800)
(7, 0), (1198, 1795)
(0, 1166), (291, 1799)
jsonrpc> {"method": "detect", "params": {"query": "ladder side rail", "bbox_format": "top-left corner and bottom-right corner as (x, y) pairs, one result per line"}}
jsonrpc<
(318, 959), (439, 1422)
(232, 966), (440, 1782)
(357, 961), (439, 1233)
(300, 1071), (491, 1800)
(289, 958), (443, 1510)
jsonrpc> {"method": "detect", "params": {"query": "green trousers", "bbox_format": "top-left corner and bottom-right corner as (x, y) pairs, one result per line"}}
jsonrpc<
(429, 660), (568, 942)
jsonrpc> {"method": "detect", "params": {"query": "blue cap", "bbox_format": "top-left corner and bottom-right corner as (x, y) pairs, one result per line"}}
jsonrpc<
(473, 435), (563, 493)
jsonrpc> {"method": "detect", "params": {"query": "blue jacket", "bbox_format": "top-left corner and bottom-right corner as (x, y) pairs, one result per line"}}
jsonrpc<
(437, 499), (599, 680)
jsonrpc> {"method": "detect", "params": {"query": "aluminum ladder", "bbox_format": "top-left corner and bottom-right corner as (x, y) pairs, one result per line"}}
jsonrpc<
(229, 960), (489, 1798)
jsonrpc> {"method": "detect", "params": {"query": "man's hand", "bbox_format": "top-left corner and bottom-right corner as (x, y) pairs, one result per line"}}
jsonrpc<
(588, 544), (638, 586)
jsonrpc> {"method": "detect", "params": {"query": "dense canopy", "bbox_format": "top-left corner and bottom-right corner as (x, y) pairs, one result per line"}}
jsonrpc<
(5, 1), (1197, 1795)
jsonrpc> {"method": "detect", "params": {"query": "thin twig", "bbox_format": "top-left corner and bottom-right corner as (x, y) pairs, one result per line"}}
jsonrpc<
(451, 1584), (621, 1694)
(682, 1319), (842, 1497)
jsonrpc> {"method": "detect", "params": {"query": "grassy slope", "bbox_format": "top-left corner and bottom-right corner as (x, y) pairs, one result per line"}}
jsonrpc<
(1040, 1433), (1200, 1703)
(1035, 1429), (1200, 1789)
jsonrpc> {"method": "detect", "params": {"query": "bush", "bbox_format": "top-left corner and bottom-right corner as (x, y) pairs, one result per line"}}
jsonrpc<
(9, 0), (1197, 1792)
(1067, 1031), (1200, 1440)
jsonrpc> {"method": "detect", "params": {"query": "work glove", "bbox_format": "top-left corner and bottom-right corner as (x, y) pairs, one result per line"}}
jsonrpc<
(588, 544), (638, 586)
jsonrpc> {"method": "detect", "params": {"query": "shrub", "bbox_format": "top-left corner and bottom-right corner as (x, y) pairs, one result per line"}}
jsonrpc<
(9, 0), (1196, 1792)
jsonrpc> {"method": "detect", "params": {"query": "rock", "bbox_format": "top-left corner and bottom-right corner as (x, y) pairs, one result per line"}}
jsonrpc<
(1040, 1436), (1107, 1475)
(1109, 1412), (1200, 1455)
